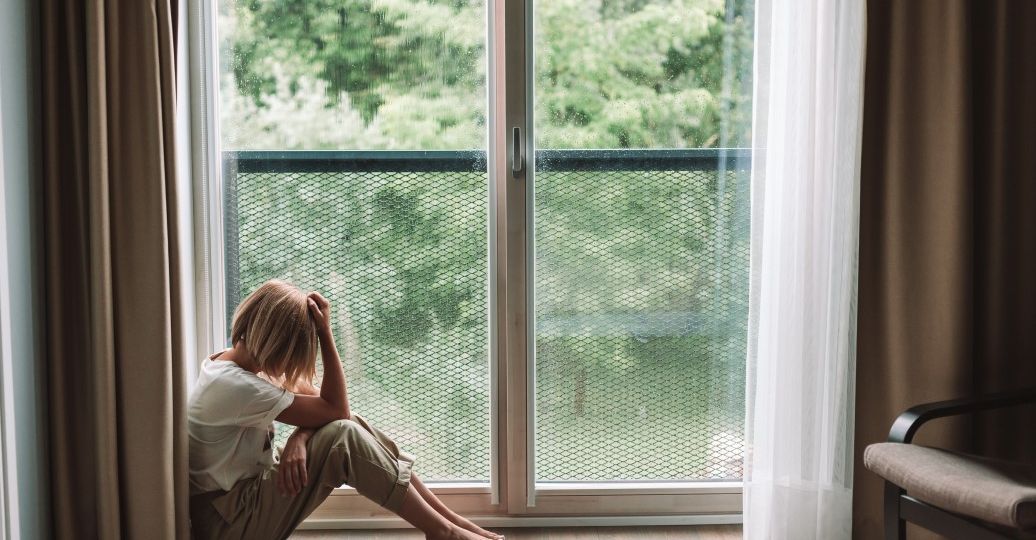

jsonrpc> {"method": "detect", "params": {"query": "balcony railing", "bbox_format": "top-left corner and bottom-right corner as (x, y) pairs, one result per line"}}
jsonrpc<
(221, 148), (751, 327)
(220, 148), (750, 482)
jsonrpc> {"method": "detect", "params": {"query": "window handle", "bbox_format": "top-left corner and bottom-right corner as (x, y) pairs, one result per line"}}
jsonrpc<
(511, 126), (524, 177)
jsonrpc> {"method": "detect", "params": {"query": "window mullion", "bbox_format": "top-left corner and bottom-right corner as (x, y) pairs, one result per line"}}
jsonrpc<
(493, 0), (534, 515)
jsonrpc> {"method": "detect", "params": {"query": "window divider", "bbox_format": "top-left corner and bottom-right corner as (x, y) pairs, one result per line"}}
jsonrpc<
(494, 0), (533, 515)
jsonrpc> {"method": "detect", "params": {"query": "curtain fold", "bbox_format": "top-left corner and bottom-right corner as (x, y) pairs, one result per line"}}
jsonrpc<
(41, 1), (188, 538)
(744, 0), (866, 538)
(854, 1), (1036, 538)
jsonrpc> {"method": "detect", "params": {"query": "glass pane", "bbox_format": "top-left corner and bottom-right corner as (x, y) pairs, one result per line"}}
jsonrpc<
(218, 0), (490, 481)
(533, 0), (754, 481)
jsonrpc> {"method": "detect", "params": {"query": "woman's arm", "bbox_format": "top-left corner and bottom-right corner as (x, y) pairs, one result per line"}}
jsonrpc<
(276, 292), (351, 428)
(278, 377), (321, 496)
(287, 378), (321, 438)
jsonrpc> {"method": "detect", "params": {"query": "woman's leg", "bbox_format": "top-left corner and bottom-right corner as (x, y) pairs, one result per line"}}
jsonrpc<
(214, 419), (485, 540)
(349, 414), (503, 539)
(301, 418), (485, 540)
(344, 415), (503, 539)
(395, 483), (487, 540)
(410, 473), (504, 540)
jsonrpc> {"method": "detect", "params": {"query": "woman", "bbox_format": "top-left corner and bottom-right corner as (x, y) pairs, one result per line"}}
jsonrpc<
(188, 279), (503, 540)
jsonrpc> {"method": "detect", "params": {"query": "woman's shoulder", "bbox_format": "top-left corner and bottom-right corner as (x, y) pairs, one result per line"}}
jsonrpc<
(200, 357), (280, 394)
(190, 358), (289, 425)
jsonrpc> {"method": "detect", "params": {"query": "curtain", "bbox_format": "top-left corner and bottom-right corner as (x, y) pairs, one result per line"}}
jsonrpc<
(854, 1), (1036, 538)
(743, 0), (866, 537)
(41, 1), (188, 538)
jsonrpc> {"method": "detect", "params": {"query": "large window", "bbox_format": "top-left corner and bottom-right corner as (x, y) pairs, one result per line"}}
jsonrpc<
(200, 0), (753, 521)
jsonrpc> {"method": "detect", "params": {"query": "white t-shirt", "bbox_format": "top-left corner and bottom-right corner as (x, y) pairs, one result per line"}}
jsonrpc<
(188, 356), (295, 494)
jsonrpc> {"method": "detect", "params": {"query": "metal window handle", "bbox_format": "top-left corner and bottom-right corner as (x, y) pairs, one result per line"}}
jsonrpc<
(511, 126), (523, 177)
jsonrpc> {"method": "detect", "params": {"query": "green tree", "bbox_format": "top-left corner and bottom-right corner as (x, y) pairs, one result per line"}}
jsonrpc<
(219, 0), (752, 150)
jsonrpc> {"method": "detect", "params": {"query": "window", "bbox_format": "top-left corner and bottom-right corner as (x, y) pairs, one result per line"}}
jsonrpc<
(195, 0), (753, 522)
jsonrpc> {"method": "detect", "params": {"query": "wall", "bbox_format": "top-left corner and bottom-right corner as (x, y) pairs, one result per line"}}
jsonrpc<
(0, 0), (49, 537)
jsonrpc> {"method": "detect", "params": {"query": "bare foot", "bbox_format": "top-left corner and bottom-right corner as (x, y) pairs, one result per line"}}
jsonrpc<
(451, 516), (504, 540)
(427, 524), (487, 540)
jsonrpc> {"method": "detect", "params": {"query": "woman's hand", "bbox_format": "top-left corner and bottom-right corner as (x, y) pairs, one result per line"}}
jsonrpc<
(277, 431), (310, 497)
(307, 292), (331, 335)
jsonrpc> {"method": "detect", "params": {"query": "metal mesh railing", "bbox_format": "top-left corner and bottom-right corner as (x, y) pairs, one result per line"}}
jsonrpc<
(534, 151), (749, 481)
(222, 149), (749, 482)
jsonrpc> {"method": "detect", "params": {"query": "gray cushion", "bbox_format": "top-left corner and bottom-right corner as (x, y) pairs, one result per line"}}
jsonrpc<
(864, 442), (1036, 529)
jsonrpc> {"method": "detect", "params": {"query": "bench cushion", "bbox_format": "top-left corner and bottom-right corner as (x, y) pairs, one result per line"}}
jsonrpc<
(865, 442), (1036, 529)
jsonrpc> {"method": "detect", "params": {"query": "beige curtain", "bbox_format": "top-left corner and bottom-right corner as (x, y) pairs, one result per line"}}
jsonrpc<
(41, 1), (188, 538)
(855, 1), (1036, 538)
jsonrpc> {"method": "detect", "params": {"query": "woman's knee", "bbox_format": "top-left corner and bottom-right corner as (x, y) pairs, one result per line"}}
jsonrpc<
(310, 418), (362, 447)
(318, 417), (359, 435)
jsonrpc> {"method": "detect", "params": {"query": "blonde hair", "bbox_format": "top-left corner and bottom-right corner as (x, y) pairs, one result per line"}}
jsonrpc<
(230, 279), (318, 388)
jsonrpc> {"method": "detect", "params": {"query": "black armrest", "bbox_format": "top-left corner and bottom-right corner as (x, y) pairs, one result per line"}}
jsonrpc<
(888, 387), (1036, 443)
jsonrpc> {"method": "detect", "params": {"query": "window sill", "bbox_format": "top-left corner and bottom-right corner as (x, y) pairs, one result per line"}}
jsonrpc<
(300, 513), (743, 530)
(317, 481), (743, 521)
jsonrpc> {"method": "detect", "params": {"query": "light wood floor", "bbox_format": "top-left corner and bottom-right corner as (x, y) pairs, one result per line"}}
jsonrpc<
(291, 525), (742, 539)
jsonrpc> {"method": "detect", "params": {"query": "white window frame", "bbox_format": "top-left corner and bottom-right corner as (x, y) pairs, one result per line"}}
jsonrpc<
(187, 0), (229, 372)
(185, 0), (744, 527)
(0, 63), (19, 540)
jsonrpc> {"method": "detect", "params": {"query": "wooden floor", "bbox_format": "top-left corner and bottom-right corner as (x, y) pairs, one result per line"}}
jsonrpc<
(291, 525), (742, 539)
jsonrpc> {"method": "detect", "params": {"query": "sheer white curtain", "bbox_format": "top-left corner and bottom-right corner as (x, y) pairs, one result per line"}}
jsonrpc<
(743, 0), (865, 538)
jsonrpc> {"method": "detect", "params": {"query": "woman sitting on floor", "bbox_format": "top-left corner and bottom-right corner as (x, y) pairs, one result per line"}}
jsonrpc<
(188, 279), (503, 540)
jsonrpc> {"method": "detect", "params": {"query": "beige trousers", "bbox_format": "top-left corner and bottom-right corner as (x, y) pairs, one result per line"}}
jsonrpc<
(190, 414), (416, 540)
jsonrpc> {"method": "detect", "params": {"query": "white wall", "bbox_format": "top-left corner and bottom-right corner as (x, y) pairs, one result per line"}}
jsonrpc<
(0, 0), (49, 537)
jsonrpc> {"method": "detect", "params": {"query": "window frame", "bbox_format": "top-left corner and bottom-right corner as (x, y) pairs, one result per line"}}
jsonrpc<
(187, 0), (228, 371)
(186, 0), (744, 526)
